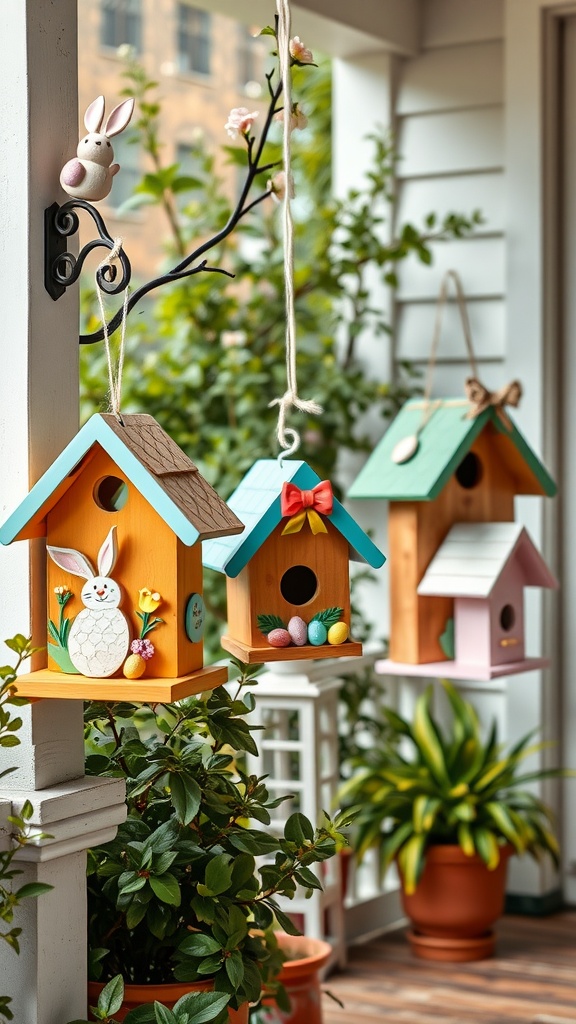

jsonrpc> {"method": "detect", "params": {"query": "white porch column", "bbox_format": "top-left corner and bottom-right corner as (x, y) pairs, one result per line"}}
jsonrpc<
(332, 52), (396, 638)
(0, 4), (126, 1022)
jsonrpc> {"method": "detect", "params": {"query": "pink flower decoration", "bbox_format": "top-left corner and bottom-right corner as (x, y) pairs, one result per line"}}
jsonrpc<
(131, 638), (155, 661)
(274, 104), (308, 132)
(225, 107), (259, 139)
(267, 171), (295, 204)
(290, 36), (314, 65)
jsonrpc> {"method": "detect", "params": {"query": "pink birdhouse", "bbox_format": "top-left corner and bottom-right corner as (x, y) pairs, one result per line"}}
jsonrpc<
(417, 522), (558, 673)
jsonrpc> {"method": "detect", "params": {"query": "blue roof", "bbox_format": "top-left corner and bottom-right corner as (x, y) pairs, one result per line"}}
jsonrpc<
(203, 459), (386, 578)
(0, 414), (243, 547)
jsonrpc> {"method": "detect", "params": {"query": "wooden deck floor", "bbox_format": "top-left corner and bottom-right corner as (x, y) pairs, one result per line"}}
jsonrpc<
(323, 912), (576, 1024)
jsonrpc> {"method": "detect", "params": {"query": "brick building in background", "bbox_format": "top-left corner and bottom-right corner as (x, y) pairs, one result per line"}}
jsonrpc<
(78, 0), (268, 278)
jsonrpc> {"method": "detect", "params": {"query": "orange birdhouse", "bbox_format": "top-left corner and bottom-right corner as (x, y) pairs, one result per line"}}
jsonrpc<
(348, 399), (557, 672)
(0, 414), (244, 701)
(203, 459), (385, 664)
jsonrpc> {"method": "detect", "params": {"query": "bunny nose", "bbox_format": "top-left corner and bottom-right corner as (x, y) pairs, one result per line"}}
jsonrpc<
(97, 589), (105, 596)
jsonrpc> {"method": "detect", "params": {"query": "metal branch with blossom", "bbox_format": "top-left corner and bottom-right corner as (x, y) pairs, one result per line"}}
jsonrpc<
(77, 24), (316, 345)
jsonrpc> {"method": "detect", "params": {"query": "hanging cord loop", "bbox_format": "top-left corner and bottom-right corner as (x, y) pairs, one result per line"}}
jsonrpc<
(269, 0), (322, 460)
(96, 239), (129, 424)
(424, 269), (522, 429)
(391, 270), (521, 464)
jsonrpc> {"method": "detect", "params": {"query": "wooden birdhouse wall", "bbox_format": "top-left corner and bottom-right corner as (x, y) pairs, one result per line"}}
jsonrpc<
(45, 444), (204, 677)
(489, 572), (526, 665)
(454, 580), (525, 670)
(225, 520), (351, 649)
(389, 430), (517, 664)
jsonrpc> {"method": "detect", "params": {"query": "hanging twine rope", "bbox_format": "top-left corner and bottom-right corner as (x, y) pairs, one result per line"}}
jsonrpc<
(96, 239), (129, 424)
(391, 270), (522, 463)
(423, 269), (522, 429)
(269, 0), (322, 460)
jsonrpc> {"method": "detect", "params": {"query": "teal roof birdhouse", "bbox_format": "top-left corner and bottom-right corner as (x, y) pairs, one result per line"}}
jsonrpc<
(204, 459), (386, 664)
(348, 398), (556, 666)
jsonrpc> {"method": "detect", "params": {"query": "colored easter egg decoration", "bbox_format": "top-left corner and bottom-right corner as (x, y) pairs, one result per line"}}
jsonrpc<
(328, 621), (349, 645)
(123, 653), (146, 679)
(268, 628), (292, 648)
(307, 620), (328, 646)
(185, 593), (205, 643)
(288, 616), (308, 646)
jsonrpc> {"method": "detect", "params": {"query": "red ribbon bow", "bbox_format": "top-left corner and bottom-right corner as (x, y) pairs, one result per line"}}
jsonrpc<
(281, 480), (333, 517)
(281, 480), (333, 535)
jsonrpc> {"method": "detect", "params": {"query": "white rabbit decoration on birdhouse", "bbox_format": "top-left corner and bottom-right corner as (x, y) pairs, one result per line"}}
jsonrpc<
(60, 95), (135, 202)
(47, 526), (131, 677)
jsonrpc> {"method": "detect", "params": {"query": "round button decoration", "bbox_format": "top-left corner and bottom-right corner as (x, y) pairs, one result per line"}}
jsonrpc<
(391, 434), (419, 465)
(185, 593), (205, 643)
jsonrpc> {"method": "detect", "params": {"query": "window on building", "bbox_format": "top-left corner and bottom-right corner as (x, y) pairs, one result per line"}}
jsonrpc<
(100, 0), (142, 53)
(107, 135), (141, 211)
(177, 5), (212, 77)
(175, 142), (205, 209)
(237, 25), (267, 95)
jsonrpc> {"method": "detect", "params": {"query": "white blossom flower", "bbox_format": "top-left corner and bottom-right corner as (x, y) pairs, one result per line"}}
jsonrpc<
(274, 103), (308, 132)
(221, 330), (248, 349)
(225, 107), (259, 139)
(267, 171), (295, 203)
(290, 36), (314, 64)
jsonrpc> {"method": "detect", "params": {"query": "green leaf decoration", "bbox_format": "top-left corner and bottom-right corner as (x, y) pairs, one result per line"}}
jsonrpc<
(47, 619), (60, 644)
(439, 616), (455, 660)
(310, 607), (343, 628)
(48, 644), (79, 674)
(256, 613), (286, 636)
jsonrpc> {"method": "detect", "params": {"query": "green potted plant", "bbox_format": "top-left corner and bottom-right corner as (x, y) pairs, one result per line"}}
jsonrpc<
(84, 660), (345, 1020)
(340, 681), (567, 962)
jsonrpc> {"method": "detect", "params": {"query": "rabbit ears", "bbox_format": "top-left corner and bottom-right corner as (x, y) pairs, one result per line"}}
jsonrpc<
(47, 526), (119, 580)
(84, 95), (135, 138)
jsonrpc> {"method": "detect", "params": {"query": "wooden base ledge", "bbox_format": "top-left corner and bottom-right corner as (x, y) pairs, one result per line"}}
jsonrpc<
(221, 635), (363, 664)
(13, 665), (228, 702)
(375, 656), (550, 682)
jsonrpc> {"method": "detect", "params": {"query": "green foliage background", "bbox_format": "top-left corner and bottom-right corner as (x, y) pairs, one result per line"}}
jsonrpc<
(80, 57), (481, 655)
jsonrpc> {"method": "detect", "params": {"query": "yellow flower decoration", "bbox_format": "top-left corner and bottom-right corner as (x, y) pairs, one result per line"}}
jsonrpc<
(138, 588), (162, 614)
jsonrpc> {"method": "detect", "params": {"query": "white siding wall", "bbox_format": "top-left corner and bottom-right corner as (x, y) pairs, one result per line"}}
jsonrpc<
(394, 3), (505, 394)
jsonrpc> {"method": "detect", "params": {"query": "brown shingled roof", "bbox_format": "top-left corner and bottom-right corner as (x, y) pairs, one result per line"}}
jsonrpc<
(101, 413), (244, 541)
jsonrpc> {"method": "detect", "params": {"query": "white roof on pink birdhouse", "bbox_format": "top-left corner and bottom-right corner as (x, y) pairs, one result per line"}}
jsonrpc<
(417, 522), (558, 598)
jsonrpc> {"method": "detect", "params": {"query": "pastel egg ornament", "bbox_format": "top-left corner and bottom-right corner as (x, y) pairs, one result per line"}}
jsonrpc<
(328, 621), (349, 645)
(268, 628), (292, 648)
(308, 620), (328, 646)
(288, 616), (308, 646)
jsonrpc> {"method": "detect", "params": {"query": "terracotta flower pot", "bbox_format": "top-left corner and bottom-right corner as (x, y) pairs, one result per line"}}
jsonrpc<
(399, 843), (513, 962)
(260, 933), (332, 1024)
(87, 979), (248, 1022)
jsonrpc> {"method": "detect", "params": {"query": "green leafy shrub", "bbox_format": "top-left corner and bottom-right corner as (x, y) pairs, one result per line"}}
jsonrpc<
(85, 661), (346, 1012)
(80, 50), (481, 657)
(340, 681), (568, 895)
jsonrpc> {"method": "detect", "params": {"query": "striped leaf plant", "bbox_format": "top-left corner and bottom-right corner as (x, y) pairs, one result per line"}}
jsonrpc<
(340, 681), (570, 896)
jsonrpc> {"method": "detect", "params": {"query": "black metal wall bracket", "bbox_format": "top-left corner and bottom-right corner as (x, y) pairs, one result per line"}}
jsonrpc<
(44, 200), (131, 301)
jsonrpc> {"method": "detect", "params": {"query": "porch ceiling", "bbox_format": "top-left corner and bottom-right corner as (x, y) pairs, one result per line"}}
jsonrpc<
(196, 0), (420, 57)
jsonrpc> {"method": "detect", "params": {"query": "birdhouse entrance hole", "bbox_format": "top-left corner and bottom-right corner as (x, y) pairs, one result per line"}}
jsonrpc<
(455, 452), (483, 489)
(500, 604), (516, 631)
(94, 476), (129, 512)
(280, 564), (318, 605)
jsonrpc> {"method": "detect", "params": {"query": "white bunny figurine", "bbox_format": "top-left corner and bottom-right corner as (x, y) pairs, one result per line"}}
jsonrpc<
(47, 526), (131, 678)
(59, 95), (135, 202)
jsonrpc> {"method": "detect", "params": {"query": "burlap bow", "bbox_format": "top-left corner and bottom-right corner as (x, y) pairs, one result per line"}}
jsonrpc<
(281, 480), (333, 535)
(465, 377), (522, 430)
